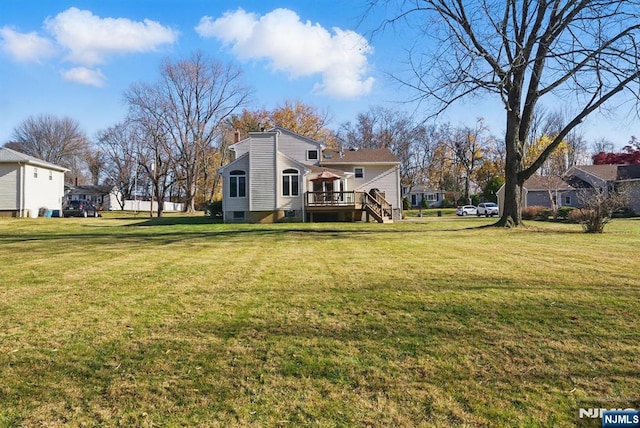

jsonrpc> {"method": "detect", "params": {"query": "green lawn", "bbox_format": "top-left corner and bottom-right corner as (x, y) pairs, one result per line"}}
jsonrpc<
(0, 215), (638, 427)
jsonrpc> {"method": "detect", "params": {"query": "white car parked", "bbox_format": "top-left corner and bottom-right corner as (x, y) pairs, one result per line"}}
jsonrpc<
(477, 202), (499, 217)
(456, 205), (477, 216)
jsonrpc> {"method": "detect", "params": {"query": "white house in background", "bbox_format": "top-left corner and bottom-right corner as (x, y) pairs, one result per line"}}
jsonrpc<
(218, 127), (402, 223)
(66, 184), (122, 210)
(0, 147), (69, 218)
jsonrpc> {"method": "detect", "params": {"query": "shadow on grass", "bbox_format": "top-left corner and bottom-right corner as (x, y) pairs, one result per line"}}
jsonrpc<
(0, 225), (377, 246)
(0, 217), (588, 247)
(132, 216), (223, 227)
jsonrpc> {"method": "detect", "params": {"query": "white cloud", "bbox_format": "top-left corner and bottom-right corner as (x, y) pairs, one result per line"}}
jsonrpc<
(196, 8), (374, 98)
(44, 7), (178, 65)
(60, 67), (106, 86)
(0, 26), (56, 62)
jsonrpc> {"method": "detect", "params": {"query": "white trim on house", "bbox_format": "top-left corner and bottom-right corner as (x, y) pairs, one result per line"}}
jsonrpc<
(0, 148), (69, 217)
(218, 128), (401, 223)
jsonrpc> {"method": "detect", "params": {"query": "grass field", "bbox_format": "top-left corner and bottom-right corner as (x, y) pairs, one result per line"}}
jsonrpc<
(0, 214), (638, 427)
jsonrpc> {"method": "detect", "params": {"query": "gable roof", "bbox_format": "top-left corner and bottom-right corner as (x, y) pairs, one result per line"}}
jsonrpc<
(268, 126), (325, 148)
(230, 127), (325, 154)
(0, 147), (69, 172)
(523, 175), (574, 191)
(320, 148), (399, 164)
(67, 184), (114, 196)
(218, 152), (249, 173)
(570, 164), (620, 181)
(405, 185), (444, 194)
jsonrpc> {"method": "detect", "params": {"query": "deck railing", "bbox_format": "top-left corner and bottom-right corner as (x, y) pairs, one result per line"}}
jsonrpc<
(361, 190), (393, 222)
(305, 191), (357, 206)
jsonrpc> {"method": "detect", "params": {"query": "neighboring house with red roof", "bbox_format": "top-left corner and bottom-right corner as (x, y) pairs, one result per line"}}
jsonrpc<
(218, 127), (401, 223)
(0, 147), (69, 218)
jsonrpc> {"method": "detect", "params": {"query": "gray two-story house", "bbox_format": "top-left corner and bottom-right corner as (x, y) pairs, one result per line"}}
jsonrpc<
(218, 127), (402, 223)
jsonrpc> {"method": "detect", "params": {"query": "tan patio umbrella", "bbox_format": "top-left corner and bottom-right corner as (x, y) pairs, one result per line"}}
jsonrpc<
(310, 170), (342, 181)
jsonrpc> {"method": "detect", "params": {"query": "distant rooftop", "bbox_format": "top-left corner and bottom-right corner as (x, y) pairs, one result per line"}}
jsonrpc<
(321, 148), (398, 164)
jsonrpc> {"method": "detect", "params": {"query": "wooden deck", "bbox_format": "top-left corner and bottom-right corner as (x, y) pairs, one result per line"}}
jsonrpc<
(305, 191), (361, 209)
(304, 191), (393, 223)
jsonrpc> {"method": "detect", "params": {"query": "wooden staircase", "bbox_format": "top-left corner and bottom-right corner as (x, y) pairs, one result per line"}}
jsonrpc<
(361, 190), (394, 223)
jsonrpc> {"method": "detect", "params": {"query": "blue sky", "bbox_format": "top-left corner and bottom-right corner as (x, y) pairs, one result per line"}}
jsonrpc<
(1, 0), (638, 149)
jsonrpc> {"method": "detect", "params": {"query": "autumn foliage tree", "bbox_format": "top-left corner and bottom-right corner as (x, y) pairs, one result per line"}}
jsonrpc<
(227, 100), (337, 146)
(592, 137), (640, 165)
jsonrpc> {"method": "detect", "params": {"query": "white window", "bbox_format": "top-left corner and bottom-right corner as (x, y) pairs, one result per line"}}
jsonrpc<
(354, 167), (364, 178)
(307, 150), (318, 161)
(229, 170), (246, 198)
(411, 194), (417, 206)
(282, 169), (299, 196)
(427, 193), (438, 201)
(564, 195), (571, 205)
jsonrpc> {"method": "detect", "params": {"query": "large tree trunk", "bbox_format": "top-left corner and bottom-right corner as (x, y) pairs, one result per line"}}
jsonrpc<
(183, 180), (196, 212)
(155, 187), (164, 218)
(499, 169), (522, 227)
(497, 114), (524, 227)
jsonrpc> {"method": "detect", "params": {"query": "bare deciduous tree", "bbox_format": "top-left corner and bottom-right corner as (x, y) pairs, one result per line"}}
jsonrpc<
(85, 149), (106, 186)
(136, 116), (178, 218)
(448, 118), (487, 204)
(403, 123), (442, 192)
(338, 106), (417, 186)
(575, 186), (629, 233)
(371, 0), (640, 226)
(10, 114), (89, 172)
(125, 51), (251, 212)
(96, 122), (139, 210)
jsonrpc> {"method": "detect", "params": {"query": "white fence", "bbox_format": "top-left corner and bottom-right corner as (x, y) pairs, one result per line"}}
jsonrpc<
(118, 200), (185, 212)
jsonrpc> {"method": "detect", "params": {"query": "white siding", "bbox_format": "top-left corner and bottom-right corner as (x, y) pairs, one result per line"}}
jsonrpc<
(249, 133), (277, 211)
(277, 131), (320, 164)
(0, 165), (18, 209)
(275, 153), (305, 211)
(224, 154), (250, 212)
(231, 138), (251, 159)
(23, 166), (65, 217)
(354, 165), (401, 209)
